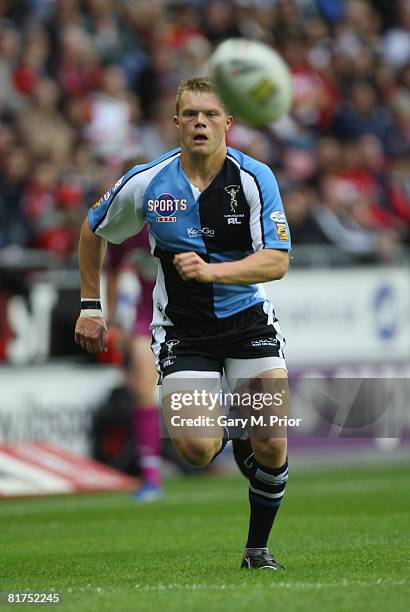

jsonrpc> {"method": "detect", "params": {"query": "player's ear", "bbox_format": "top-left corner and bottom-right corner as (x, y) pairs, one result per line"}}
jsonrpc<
(224, 114), (233, 132)
(173, 115), (179, 128)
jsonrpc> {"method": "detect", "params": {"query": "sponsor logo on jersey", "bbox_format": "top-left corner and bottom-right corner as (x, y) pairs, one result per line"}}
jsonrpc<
(113, 176), (124, 191)
(92, 197), (103, 209)
(251, 338), (278, 347)
(276, 223), (289, 241)
(187, 227), (215, 238)
(92, 189), (112, 209)
(270, 211), (286, 223)
(225, 184), (240, 212)
(148, 193), (187, 222)
(92, 177), (124, 209)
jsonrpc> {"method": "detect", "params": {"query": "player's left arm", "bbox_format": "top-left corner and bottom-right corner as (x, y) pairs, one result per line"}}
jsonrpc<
(174, 248), (288, 284)
(174, 160), (290, 284)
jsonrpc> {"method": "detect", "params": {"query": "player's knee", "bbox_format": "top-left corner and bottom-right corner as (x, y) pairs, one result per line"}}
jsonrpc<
(252, 437), (287, 467)
(173, 438), (220, 467)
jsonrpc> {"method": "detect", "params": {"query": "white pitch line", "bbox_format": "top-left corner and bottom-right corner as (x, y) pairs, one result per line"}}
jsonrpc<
(61, 578), (407, 594)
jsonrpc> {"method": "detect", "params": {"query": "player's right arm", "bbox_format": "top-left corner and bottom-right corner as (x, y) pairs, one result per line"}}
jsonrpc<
(74, 168), (146, 353)
(74, 218), (108, 353)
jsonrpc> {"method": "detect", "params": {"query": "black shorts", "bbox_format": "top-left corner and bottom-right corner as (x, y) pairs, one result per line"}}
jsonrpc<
(152, 303), (286, 378)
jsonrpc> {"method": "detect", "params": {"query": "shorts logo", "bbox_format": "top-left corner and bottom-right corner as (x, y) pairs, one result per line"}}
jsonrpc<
(161, 339), (179, 369)
(165, 339), (179, 357)
(270, 211), (286, 223)
(251, 338), (277, 347)
(225, 185), (240, 213)
(148, 193), (188, 222)
(188, 227), (215, 238)
(276, 223), (289, 241)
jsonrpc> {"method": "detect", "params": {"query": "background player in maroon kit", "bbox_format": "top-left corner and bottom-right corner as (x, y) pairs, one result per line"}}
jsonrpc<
(106, 226), (161, 501)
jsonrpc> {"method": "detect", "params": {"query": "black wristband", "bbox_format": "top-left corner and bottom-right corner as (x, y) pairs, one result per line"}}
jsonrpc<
(81, 299), (102, 310)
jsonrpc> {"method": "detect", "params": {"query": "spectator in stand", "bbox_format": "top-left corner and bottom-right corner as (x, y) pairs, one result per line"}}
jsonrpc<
(84, 63), (141, 160)
(315, 174), (400, 261)
(18, 77), (74, 168)
(334, 80), (393, 142)
(383, 0), (410, 69)
(12, 23), (50, 98)
(282, 186), (332, 246)
(0, 146), (30, 247)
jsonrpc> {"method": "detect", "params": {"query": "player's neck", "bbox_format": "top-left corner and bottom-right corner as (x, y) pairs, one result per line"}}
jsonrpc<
(180, 147), (226, 192)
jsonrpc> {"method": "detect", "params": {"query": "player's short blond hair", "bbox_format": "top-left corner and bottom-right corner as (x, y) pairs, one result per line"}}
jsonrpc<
(175, 77), (220, 114)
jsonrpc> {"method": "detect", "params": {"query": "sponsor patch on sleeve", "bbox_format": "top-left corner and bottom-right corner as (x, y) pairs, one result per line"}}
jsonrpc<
(276, 223), (289, 241)
(270, 211), (287, 222)
(91, 177), (124, 210)
(92, 197), (103, 209)
(92, 189), (112, 209)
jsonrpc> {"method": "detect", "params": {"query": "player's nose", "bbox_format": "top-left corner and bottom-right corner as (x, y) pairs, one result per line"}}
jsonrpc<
(195, 112), (207, 126)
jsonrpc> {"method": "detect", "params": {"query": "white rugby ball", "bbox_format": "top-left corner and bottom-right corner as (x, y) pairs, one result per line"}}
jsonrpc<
(207, 38), (293, 127)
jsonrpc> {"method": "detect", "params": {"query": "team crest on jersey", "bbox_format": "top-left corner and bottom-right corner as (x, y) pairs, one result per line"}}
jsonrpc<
(276, 223), (289, 241)
(148, 193), (187, 222)
(224, 185), (243, 225)
(225, 184), (240, 212)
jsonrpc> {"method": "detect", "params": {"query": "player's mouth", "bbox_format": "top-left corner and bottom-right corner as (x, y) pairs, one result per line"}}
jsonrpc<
(193, 134), (208, 144)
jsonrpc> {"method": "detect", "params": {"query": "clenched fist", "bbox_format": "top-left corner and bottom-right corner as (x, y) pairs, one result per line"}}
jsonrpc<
(75, 316), (108, 353)
(173, 252), (214, 283)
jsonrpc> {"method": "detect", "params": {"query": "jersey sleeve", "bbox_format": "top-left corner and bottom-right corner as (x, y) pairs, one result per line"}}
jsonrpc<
(242, 162), (291, 252)
(88, 174), (145, 244)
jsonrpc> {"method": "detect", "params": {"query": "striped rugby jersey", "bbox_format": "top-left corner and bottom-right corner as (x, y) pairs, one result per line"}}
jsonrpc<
(88, 147), (291, 325)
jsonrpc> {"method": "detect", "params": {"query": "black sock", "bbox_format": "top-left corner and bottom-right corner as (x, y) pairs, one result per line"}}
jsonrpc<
(245, 458), (288, 549)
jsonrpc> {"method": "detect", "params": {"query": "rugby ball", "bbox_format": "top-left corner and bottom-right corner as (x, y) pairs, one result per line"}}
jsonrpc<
(207, 38), (293, 127)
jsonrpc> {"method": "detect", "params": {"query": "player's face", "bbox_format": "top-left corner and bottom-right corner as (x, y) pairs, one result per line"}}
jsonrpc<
(174, 91), (232, 158)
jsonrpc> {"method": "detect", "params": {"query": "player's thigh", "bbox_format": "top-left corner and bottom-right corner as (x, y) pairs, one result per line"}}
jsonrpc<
(225, 358), (290, 443)
(153, 324), (225, 461)
(161, 370), (223, 463)
(161, 369), (224, 436)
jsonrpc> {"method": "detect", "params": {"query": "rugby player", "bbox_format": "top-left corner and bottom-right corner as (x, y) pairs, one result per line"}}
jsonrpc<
(75, 77), (291, 570)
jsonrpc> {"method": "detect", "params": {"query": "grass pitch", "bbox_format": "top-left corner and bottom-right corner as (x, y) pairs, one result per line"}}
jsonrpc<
(1, 461), (409, 611)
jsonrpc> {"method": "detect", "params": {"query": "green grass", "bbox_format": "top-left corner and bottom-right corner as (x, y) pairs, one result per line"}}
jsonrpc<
(1, 462), (409, 611)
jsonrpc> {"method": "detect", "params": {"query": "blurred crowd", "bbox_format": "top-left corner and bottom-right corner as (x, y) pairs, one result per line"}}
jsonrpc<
(0, 0), (409, 264)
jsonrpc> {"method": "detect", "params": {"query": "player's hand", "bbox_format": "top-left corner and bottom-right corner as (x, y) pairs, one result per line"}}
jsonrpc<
(74, 316), (108, 353)
(173, 252), (214, 283)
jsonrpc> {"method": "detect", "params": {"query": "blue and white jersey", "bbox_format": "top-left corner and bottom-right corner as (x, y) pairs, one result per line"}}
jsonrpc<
(89, 147), (291, 325)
